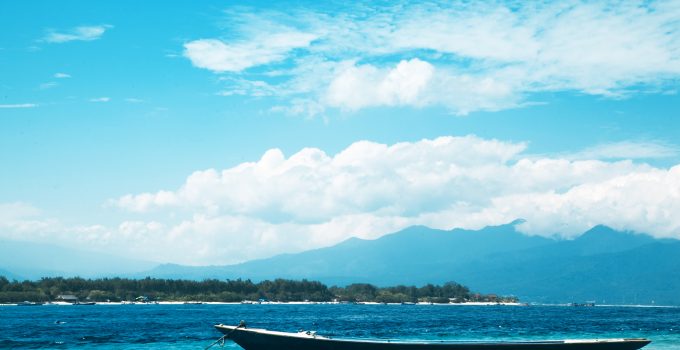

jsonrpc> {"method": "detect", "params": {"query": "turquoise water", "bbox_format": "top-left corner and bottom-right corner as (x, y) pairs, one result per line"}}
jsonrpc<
(1, 304), (678, 349)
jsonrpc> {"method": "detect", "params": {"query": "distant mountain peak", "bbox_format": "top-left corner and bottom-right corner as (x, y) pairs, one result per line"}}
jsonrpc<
(578, 225), (646, 241)
(583, 224), (619, 234)
(568, 225), (657, 256)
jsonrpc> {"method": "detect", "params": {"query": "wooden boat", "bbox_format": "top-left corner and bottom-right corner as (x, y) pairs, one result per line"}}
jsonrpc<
(214, 324), (650, 350)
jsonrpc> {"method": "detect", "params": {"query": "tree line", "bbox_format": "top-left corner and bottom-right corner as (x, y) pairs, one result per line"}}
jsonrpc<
(0, 276), (517, 304)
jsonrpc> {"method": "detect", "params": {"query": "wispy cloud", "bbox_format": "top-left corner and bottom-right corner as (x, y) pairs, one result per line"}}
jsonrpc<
(89, 97), (110, 102)
(570, 141), (679, 160)
(0, 202), (55, 240)
(185, 1), (680, 115)
(0, 103), (38, 109)
(44, 25), (112, 43)
(124, 98), (144, 103)
(39, 82), (58, 90)
(184, 31), (316, 72)
(54, 73), (71, 78)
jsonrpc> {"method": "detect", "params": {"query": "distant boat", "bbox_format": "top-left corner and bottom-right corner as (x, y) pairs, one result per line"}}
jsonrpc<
(16, 301), (43, 306)
(571, 302), (596, 307)
(74, 301), (96, 305)
(214, 324), (651, 350)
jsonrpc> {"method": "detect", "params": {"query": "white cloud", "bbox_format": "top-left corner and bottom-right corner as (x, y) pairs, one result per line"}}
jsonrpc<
(115, 136), (531, 218)
(44, 25), (112, 43)
(115, 191), (179, 213)
(323, 59), (522, 114)
(0, 202), (41, 222)
(89, 97), (110, 102)
(494, 165), (680, 238)
(217, 78), (279, 97)
(54, 73), (71, 79)
(325, 59), (435, 110)
(0, 202), (56, 239)
(186, 2), (680, 115)
(0, 103), (37, 109)
(124, 98), (144, 103)
(270, 98), (325, 117)
(183, 31), (316, 72)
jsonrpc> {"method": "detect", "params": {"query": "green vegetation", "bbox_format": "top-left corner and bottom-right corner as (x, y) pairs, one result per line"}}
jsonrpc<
(0, 276), (517, 304)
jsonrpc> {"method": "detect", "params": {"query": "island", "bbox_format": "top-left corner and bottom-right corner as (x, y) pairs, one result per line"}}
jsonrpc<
(0, 276), (518, 304)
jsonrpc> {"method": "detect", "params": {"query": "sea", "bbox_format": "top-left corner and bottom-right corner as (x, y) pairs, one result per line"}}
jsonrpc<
(1, 304), (679, 349)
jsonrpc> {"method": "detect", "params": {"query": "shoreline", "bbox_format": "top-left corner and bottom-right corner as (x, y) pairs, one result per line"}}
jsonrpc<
(1, 301), (677, 307)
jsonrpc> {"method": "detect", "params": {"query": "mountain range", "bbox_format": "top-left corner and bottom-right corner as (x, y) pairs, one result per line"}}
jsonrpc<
(2, 222), (679, 304)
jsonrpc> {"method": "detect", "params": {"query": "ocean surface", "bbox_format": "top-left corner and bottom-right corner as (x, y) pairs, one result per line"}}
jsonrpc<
(1, 304), (679, 349)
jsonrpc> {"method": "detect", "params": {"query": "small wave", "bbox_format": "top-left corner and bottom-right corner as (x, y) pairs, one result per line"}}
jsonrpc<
(77, 335), (123, 344)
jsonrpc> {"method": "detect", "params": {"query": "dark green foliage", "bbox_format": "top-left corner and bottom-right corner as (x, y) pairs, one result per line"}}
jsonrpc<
(0, 276), (510, 303)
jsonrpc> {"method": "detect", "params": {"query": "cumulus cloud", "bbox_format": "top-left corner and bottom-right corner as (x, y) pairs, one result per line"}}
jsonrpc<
(89, 97), (110, 102)
(325, 59), (435, 110)
(185, 1), (680, 115)
(44, 25), (112, 43)
(497, 165), (680, 238)
(114, 137), (530, 218)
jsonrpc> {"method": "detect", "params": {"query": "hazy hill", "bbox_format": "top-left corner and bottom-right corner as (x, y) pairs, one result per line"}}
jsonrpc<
(0, 239), (158, 280)
(449, 226), (680, 304)
(145, 222), (553, 284)
(0, 268), (23, 281)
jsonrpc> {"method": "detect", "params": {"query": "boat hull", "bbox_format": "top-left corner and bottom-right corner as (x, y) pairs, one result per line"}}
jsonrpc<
(215, 325), (650, 350)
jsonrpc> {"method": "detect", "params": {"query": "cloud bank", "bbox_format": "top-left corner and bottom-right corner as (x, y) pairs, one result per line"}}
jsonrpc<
(3, 136), (680, 265)
(183, 1), (680, 115)
(107, 136), (680, 264)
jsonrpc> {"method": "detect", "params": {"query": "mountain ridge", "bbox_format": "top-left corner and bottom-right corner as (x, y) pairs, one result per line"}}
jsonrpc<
(140, 222), (679, 304)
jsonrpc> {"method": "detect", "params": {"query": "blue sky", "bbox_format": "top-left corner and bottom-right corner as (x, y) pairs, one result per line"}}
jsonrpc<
(1, 0), (679, 265)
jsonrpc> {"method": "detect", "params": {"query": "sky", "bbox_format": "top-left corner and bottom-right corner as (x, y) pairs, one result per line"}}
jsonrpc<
(1, 0), (680, 266)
